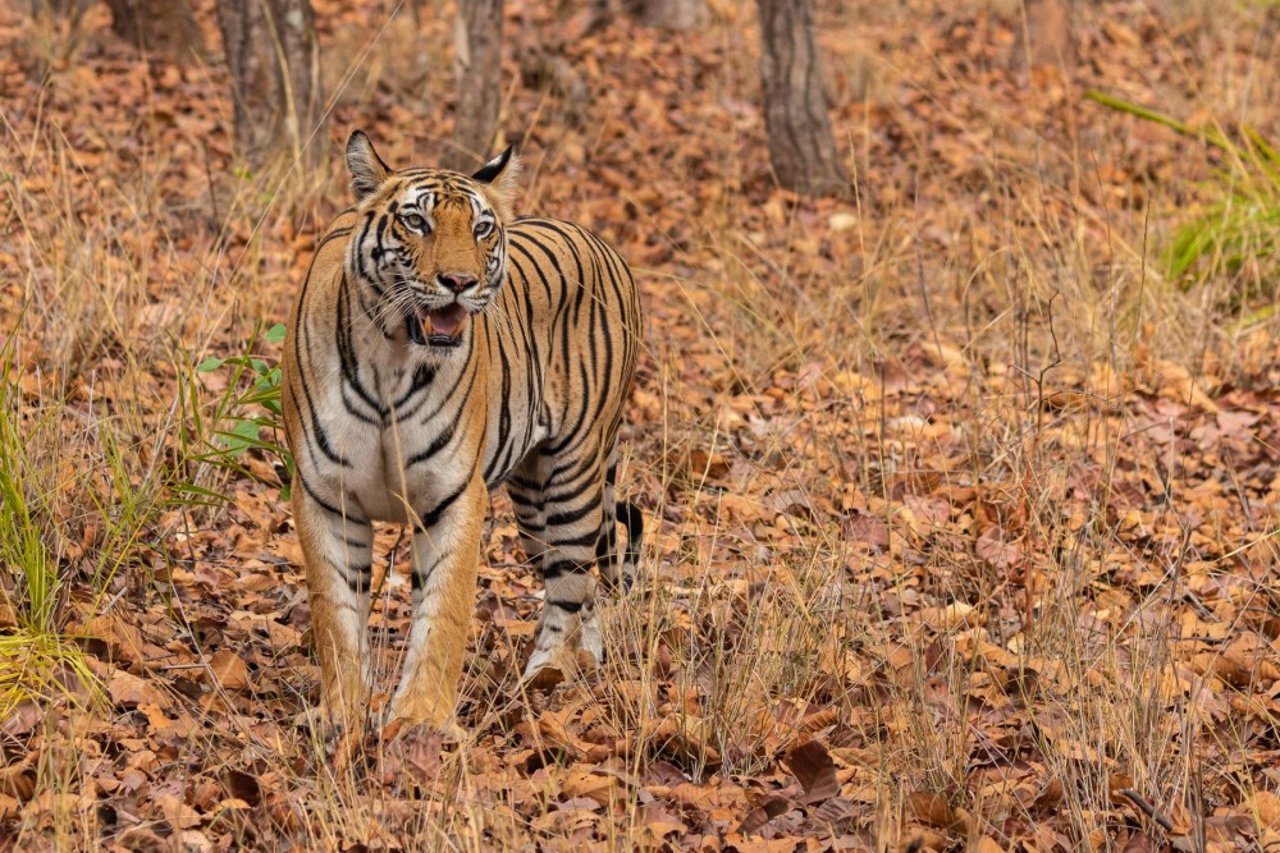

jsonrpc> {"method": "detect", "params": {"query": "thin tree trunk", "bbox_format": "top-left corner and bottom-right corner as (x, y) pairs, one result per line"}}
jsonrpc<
(29, 0), (92, 24)
(587, 0), (615, 32)
(632, 0), (707, 31)
(105, 0), (203, 59)
(216, 0), (325, 172)
(755, 0), (849, 198)
(27, 0), (95, 55)
(1014, 0), (1076, 72)
(446, 0), (504, 172)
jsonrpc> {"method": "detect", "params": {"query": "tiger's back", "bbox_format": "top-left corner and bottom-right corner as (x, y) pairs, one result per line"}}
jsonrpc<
(478, 216), (642, 491)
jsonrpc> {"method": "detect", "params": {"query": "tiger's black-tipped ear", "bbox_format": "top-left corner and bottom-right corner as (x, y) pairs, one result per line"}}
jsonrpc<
(471, 145), (520, 220)
(346, 130), (390, 201)
(472, 145), (516, 184)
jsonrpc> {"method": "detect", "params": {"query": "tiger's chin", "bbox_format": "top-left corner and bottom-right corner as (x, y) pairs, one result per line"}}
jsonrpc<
(406, 303), (468, 348)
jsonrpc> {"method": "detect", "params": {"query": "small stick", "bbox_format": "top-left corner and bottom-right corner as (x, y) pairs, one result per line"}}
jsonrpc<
(1119, 788), (1175, 832)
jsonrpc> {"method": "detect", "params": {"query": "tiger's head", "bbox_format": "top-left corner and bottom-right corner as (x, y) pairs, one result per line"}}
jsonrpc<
(344, 130), (520, 351)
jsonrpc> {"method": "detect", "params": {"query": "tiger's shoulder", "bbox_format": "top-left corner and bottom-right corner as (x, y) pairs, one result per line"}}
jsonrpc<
(306, 208), (362, 282)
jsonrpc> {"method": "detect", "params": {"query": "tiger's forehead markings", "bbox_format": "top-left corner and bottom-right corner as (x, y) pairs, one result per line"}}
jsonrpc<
(405, 187), (438, 213)
(407, 184), (489, 220)
(374, 168), (490, 220)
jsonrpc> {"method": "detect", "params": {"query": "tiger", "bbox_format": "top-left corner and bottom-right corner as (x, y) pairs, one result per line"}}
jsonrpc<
(281, 130), (644, 735)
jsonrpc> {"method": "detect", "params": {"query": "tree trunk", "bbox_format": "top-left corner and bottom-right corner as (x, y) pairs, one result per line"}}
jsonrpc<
(27, 0), (92, 56)
(105, 0), (203, 59)
(632, 0), (708, 31)
(445, 0), (504, 172)
(755, 0), (849, 198)
(216, 0), (325, 172)
(1014, 0), (1076, 72)
(28, 0), (92, 22)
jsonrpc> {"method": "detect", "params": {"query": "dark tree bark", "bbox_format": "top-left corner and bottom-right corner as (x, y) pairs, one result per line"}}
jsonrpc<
(1014, 0), (1076, 71)
(28, 0), (91, 21)
(105, 0), (203, 59)
(403, 0), (427, 27)
(577, 0), (617, 35)
(631, 0), (708, 31)
(27, 0), (96, 51)
(216, 0), (324, 171)
(755, 0), (849, 198)
(445, 0), (504, 172)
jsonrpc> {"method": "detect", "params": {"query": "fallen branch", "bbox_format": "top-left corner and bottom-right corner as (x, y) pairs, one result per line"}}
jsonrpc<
(1118, 788), (1174, 832)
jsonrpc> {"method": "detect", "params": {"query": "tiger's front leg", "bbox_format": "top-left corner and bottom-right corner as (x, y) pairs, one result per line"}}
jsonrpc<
(294, 485), (374, 735)
(385, 476), (487, 731)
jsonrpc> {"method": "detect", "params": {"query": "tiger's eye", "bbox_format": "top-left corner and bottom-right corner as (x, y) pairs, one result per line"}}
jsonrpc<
(474, 220), (493, 239)
(401, 213), (428, 231)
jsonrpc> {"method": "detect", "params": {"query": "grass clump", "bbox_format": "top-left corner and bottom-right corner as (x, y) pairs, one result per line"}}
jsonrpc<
(0, 344), (98, 716)
(1087, 89), (1280, 324)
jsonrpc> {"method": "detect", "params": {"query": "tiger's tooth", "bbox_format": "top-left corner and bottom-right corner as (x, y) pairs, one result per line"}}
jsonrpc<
(421, 313), (433, 338)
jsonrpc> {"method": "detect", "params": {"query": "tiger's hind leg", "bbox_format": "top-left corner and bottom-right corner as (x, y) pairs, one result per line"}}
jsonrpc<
(506, 465), (547, 569)
(597, 458), (643, 592)
(516, 448), (607, 680)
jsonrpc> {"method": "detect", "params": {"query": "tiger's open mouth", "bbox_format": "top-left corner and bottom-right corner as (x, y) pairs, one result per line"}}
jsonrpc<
(406, 303), (467, 347)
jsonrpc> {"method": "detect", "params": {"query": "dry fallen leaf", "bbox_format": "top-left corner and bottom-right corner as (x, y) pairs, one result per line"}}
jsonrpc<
(156, 792), (202, 831)
(1252, 791), (1280, 830)
(107, 666), (173, 711)
(208, 649), (250, 690)
(639, 717), (721, 768)
(560, 768), (618, 806)
(783, 739), (839, 805)
(907, 790), (973, 835)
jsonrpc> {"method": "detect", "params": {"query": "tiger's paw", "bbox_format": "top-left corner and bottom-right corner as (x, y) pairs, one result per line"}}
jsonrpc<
(523, 599), (604, 688)
(524, 631), (574, 682)
(522, 642), (600, 690)
(377, 721), (448, 792)
(309, 717), (367, 775)
(598, 567), (635, 595)
(522, 658), (570, 690)
(383, 680), (459, 739)
(382, 714), (466, 745)
(296, 705), (371, 773)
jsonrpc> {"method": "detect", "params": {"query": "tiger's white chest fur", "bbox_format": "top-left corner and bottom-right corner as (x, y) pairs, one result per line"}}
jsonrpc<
(303, 318), (481, 525)
(302, 308), (556, 528)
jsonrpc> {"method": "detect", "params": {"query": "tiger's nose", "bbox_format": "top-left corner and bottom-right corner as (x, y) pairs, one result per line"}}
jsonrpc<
(438, 273), (478, 294)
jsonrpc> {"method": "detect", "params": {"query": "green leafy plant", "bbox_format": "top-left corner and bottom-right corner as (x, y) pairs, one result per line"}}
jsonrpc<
(193, 322), (295, 499)
(1087, 89), (1280, 324)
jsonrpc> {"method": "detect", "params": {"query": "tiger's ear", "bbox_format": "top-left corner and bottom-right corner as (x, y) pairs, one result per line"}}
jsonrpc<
(472, 145), (520, 221)
(346, 130), (390, 201)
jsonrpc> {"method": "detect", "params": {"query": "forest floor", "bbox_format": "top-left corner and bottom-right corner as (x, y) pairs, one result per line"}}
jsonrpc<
(2, 0), (1280, 850)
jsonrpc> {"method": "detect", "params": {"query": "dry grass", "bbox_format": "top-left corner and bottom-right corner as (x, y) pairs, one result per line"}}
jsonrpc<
(1, 0), (1279, 850)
